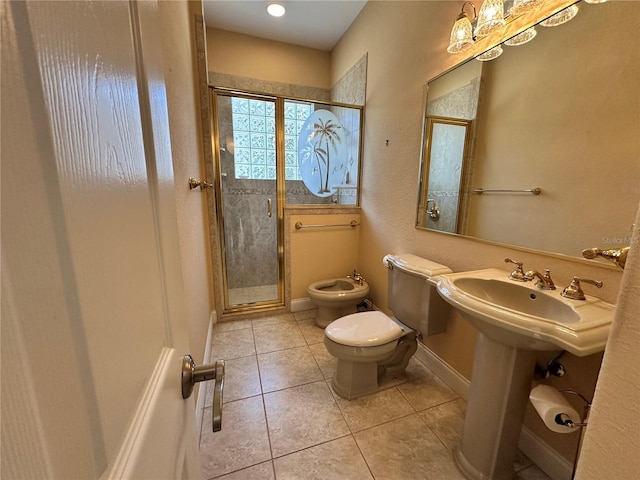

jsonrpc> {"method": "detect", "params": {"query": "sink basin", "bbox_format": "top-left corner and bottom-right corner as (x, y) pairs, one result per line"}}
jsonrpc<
(435, 268), (615, 356)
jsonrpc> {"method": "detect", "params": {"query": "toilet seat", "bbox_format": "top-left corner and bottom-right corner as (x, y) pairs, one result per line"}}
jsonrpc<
(325, 311), (404, 347)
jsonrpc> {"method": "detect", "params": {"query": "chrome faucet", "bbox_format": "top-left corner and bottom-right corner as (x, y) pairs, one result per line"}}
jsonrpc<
(348, 269), (365, 285)
(524, 269), (556, 290)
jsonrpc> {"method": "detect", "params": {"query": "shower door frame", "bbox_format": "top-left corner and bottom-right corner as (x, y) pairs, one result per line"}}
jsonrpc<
(418, 115), (473, 234)
(210, 88), (286, 316)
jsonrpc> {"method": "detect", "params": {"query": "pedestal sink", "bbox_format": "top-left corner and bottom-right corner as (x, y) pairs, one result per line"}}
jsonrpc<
(435, 268), (615, 480)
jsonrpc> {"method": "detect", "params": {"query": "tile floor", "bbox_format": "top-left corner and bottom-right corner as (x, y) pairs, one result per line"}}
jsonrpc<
(200, 311), (551, 480)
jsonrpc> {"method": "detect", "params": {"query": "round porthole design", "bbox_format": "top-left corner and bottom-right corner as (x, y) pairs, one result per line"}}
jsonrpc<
(297, 110), (349, 197)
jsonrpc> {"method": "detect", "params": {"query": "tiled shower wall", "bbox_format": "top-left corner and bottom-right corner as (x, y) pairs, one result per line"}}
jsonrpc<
(218, 140), (332, 290)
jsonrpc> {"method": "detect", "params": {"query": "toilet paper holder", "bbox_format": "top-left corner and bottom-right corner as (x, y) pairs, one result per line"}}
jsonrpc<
(559, 390), (592, 479)
(555, 390), (591, 429)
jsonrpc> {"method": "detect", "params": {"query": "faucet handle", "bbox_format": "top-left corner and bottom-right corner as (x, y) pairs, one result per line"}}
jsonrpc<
(348, 269), (365, 285)
(504, 257), (526, 281)
(540, 269), (556, 290)
(561, 276), (603, 300)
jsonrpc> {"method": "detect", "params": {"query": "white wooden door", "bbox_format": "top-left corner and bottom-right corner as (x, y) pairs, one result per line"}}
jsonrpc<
(1, 1), (202, 478)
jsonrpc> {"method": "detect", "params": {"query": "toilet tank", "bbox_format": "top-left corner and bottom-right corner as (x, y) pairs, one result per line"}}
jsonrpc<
(383, 254), (452, 336)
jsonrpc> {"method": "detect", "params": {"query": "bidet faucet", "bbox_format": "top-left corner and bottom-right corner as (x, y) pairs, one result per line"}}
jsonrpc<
(348, 269), (365, 285)
(524, 269), (556, 290)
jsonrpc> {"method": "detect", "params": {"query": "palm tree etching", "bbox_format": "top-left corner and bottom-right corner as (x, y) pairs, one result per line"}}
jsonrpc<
(312, 145), (328, 193)
(311, 117), (342, 193)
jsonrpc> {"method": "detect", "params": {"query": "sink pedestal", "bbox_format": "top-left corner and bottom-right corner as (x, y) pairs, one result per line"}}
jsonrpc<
(455, 333), (538, 480)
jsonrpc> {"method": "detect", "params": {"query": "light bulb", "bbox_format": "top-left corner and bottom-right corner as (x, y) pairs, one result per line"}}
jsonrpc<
(447, 14), (475, 53)
(475, 0), (506, 38)
(267, 3), (285, 17)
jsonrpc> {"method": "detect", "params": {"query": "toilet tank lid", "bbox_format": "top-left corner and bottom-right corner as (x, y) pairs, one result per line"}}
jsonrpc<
(383, 254), (452, 278)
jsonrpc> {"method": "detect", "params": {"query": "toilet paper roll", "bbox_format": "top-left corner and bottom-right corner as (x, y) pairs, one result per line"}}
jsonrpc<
(529, 384), (581, 434)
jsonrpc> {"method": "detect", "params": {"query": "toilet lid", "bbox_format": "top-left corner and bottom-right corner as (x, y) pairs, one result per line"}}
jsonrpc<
(325, 311), (404, 347)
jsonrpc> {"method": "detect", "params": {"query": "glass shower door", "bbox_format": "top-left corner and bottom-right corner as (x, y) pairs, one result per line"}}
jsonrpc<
(213, 92), (281, 309)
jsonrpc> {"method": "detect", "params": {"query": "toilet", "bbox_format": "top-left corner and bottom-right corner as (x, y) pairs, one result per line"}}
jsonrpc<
(324, 254), (452, 400)
(307, 275), (369, 328)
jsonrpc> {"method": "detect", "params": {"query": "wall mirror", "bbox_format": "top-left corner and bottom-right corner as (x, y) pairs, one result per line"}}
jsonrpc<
(416, 1), (639, 259)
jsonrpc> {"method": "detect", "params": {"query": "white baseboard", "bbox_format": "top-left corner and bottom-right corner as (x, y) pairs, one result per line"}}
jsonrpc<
(195, 310), (216, 434)
(291, 297), (315, 312)
(414, 342), (573, 480)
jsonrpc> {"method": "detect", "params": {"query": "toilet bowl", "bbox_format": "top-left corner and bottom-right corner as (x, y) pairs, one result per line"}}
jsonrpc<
(307, 277), (369, 328)
(323, 254), (452, 400)
(324, 311), (418, 399)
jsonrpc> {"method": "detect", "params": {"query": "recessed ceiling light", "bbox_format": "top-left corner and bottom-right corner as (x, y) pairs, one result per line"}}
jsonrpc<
(267, 3), (285, 17)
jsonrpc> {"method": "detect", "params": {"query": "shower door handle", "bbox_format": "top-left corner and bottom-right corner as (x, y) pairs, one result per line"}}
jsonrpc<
(267, 198), (272, 218)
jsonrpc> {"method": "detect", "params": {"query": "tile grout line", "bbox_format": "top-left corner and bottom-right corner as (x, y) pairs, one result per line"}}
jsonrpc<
(251, 321), (278, 478)
(351, 428), (377, 479)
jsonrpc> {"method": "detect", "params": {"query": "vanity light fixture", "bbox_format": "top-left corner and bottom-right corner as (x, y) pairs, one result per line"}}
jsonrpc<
(540, 4), (579, 27)
(447, 0), (605, 59)
(504, 26), (537, 46)
(267, 3), (285, 17)
(475, 0), (506, 38)
(447, 1), (477, 53)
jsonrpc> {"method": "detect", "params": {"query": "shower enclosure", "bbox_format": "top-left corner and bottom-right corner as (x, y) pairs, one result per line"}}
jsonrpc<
(212, 91), (280, 309)
(210, 88), (363, 314)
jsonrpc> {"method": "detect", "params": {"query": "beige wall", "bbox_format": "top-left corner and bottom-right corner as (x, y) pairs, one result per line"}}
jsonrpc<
(288, 211), (361, 299)
(207, 28), (331, 89)
(160, 0), (213, 365)
(332, 0), (631, 464)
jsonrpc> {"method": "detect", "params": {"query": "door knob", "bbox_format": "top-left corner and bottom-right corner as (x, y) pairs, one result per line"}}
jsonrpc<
(181, 354), (225, 432)
(188, 177), (213, 190)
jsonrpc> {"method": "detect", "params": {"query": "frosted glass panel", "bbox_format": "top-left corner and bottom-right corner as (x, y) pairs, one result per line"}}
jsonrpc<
(292, 104), (361, 205)
(231, 98), (313, 181)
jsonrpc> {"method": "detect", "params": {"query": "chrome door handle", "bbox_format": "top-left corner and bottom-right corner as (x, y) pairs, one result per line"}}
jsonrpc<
(181, 354), (225, 432)
(267, 198), (272, 217)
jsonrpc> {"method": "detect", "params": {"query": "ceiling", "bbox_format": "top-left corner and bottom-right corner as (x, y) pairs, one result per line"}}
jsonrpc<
(202, 0), (368, 51)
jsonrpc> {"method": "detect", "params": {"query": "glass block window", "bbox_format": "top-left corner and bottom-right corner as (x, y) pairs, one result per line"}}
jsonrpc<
(231, 98), (313, 180)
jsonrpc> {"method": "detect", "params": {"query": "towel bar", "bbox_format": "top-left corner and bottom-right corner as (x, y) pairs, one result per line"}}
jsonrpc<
(473, 187), (541, 195)
(295, 220), (359, 230)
